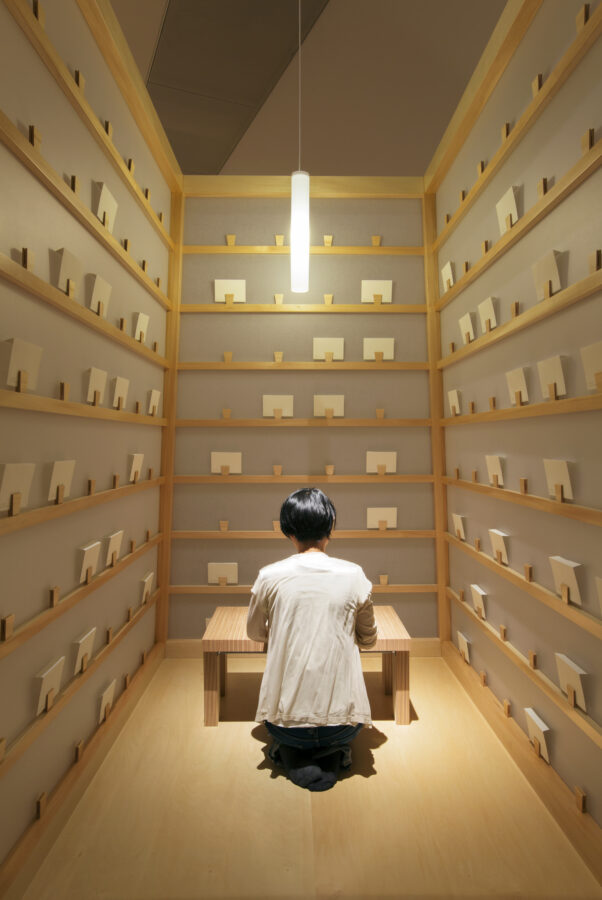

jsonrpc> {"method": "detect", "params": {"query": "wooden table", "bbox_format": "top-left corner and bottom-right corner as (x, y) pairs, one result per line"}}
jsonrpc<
(200, 605), (411, 727)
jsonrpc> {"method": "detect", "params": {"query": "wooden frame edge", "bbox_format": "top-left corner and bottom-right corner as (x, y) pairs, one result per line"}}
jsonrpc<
(182, 175), (425, 199)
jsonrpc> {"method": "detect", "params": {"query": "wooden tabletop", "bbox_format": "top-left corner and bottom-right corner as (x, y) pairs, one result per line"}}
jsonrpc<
(201, 605), (410, 653)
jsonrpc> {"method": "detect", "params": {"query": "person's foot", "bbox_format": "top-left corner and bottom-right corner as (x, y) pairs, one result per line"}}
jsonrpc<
(305, 748), (343, 791)
(279, 745), (324, 788)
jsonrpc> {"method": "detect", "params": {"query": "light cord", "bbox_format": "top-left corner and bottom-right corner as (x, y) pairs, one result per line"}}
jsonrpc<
(298, 0), (301, 171)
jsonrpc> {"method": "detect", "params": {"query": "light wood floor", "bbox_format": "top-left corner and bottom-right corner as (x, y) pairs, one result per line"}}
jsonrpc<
(19, 655), (602, 899)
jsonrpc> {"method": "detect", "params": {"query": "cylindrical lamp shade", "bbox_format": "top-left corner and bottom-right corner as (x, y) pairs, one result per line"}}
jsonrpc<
(290, 170), (310, 293)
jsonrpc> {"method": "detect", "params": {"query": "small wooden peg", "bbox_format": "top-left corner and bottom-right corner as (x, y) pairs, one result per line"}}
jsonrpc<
(106, 627), (113, 644)
(501, 122), (510, 141)
(66, 278), (76, 299)
(547, 381), (557, 401)
(371, 235), (382, 247)
(132, 469), (139, 484)
(85, 566), (93, 585)
(55, 483), (65, 505)
(471, 469), (478, 483)
(464, 332), (471, 345)
(485, 318), (492, 333)
(220, 465), (230, 476)
(274, 293), (284, 304)
(21, 247), (33, 270)
(454, 467), (460, 479)
(127, 158), (135, 174)
(129, 539), (136, 553)
(505, 213), (513, 231)
(589, 249), (601, 273)
(323, 235), (333, 247)
(127, 607), (133, 622)
(595, 371), (602, 392)
(379, 574), (389, 585)
(481, 240), (489, 256)
(532, 737), (541, 757)
(554, 482), (564, 503)
(511, 301), (520, 318)
(158, 213), (164, 224)
(576, 3), (590, 30)
(544, 279), (553, 299)
(274, 408), (283, 419)
(459, 189), (466, 203)
(462, 261), (470, 274)
(116, 396), (124, 411)
(36, 792), (47, 819)
(274, 234), (284, 246)
(33, 0), (45, 27)
(324, 351), (334, 363)
(537, 177), (548, 199)
(9, 493), (21, 517)
(492, 473), (499, 488)
(469, 401), (476, 414)
(273, 351), (283, 363)
(575, 787), (587, 813)
(80, 652), (88, 673)
(474, 538), (481, 552)
(119, 317), (126, 332)
(503, 699), (511, 718)
(519, 477), (528, 494)
(373, 294), (383, 304)
(272, 520), (280, 532)
(221, 408), (231, 419)
(567, 685), (576, 708)
(489, 396), (496, 410)
(495, 549), (503, 565)
(92, 389), (100, 407)
(112, 474), (120, 489)
(444, 213), (451, 225)
(28, 125), (41, 150)
(1, 614), (15, 641)
(378, 520), (387, 531)
(458, 589), (465, 602)
(449, 342), (455, 354)
(219, 520), (229, 532)
(223, 351), (233, 363)
(104, 120), (113, 139)
(145, 528), (151, 542)
(74, 69), (85, 91)
(141, 260), (148, 273)
(524, 564), (533, 583)
(528, 651), (537, 669)
(499, 625), (507, 641)
(515, 390), (523, 407)
(87, 478), (95, 495)
(375, 408), (385, 419)
(110, 550), (117, 567)
(324, 464), (335, 476)
(445, 279), (452, 292)
(272, 465), (283, 476)
(531, 73), (543, 97)
(226, 234), (236, 246)
(323, 294), (333, 305)
(70, 174), (80, 194)
(49, 586), (59, 607)
(325, 408), (334, 419)
(144, 187), (151, 202)
(455, 528), (462, 540)
(218, 575), (227, 586)
(224, 293), (234, 304)
(103, 702), (112, 722)
(477, 160), (485, 175)
(123, 238), (130, 253)
(581, 128), (594, 155)
(374, 351), (384, 363)
(124, 673), (131, 689)
(17, 370), (28, 393)
(561, 583), (570, 604)
(148, 468), (154, 480)
(141, 650), (147, 665)
(480, 671), (487, 687)
(377, 464), (387, 476)
(75, 740), (84, 762)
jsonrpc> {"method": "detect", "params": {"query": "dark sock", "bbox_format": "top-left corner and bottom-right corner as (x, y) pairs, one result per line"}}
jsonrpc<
(305, 748), (342, 792)
(279, 745), (323, 788)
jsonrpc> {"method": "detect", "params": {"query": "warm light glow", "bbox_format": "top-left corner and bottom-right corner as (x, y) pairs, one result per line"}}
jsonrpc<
(290, 170), (310, 293)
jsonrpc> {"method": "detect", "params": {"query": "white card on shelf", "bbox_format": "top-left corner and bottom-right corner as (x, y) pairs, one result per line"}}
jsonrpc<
(451, 513), (465, 540)
(554, 653), (587, 711)
(148, 389), (161, 415)
(134, 313), (150, 342)
(262, 395), (293, 417)
(360, 280), (392, 303)
(92, 182), (118, 233)
(89, 274), (112, 316)
(99, 679), (116, 724)
(524, 708), (550, 762)
(129, 453), (144, 482)
(86, 367), (107, 404)
(211, 451), (242, 474)
(488, 529), (509, 564)
(457, 631), (470, 663)
(313, 395), (344, 417)
(532, 250), (561, 301)
(208, 562), (238, 584)
(214, 279), (246, 303)
(141, 571), (154, 603)
(112, 376), (129, 409)
(447, 389), (461, 416)
(458, 312), (475, 344)
(105, 530), (124, 566)
(35, 656), (66, 715)
(549, 555), (581, 605)
(365, 451), (397, 473)
(441, 260), (454, 289)
(73, 627), (96, 675)
(543, 459), (573, 500)
(54, 247), (81, 293)
(485, 455), (504, 487)
(537, 355), (566, 398)
(313, 338), (344, 360)
(506, 367), (528, 404)
(0, 463), (35, 511)
(366, 507), (397, 529)
(48, 459), (75, 501)
(470, 584), (487, 618)
(478, 297), (497, 332)
(78, 540), (102, 583)
(363, 338), (394, 360)
(0, 338), (43, 390)
(580, 340), (602, 390)
(495, 185), (519, 234)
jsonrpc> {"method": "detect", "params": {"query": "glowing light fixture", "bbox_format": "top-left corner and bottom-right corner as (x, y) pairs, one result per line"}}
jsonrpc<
(290, 0), (309, 293)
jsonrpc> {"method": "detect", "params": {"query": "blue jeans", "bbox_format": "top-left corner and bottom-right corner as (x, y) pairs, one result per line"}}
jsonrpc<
(264, 721), (363, 768)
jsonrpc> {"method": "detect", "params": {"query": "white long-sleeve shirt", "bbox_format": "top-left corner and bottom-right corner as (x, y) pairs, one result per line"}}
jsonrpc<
(246, 551), (378, 727)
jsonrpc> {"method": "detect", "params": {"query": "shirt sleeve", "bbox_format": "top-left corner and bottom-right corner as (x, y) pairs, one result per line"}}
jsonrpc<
(247, 574), (268, 642)
(355, 572), (378, 649)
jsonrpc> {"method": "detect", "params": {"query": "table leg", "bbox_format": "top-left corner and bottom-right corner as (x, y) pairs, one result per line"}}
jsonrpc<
(382, 651), (393, 695)
(392, 650), (410, 725)
(204, 652), (220, 726)
(219, 652), (227, 697)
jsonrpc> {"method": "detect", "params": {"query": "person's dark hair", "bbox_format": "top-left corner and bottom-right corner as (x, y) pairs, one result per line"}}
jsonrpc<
(279, 488), (336, 542)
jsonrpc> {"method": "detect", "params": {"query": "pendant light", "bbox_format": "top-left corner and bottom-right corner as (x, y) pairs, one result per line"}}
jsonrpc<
(290, 0), (309, 293)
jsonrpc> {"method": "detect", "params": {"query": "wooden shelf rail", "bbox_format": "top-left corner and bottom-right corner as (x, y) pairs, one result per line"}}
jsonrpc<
(179, 303), (427, 315)
(0, 532), (162, 660)
(441, 392), (602, 426)
(433, 3), (602, 251)
(443, 476), (602, 528)
(445, 532), (602, 640)
(436, 138), (602, 310)
(177, 361), (429, 371)
(172, 529), (435, 540)
(0, 388), (167, 426)
(0, 476), (164, 538)
(0, 590), (158, 780)
(176, 417), (431, 428)
(183, 244), (423, 256)
(169, 583), (437, 595)
(173, 474), (434, 485)
(0, 108), (171, 310)
(447, 587), (602, 748)
(5, 0), (174, 250)
(0, 252), (168, 369)
(438, 268), (602, 369)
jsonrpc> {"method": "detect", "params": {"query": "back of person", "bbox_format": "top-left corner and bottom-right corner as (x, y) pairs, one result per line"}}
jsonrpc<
(249, 552), (377, 727)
